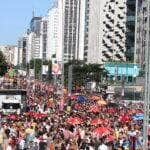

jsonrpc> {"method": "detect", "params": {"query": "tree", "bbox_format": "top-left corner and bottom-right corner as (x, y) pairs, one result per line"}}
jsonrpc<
(0, 51), (8, 76)
(27, 59), (52, 80)
(64, 60), (108, 87)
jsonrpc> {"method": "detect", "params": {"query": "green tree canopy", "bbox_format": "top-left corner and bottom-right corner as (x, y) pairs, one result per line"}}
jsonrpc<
(0, 51), (8, 76)
(64, 60), (108, 86)
(27, 59), (52, 80)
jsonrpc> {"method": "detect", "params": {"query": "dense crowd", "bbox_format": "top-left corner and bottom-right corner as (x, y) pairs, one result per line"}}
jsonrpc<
(0, 76), (144, 150)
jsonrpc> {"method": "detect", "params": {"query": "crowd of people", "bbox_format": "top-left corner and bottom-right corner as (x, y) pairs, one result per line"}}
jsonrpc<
(0, 75), (144, 150)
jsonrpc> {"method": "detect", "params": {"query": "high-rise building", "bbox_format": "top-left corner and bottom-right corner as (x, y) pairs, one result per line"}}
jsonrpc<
(25, 16), (43, 62)
(134, 0), (148, 68)
(26, 32), (41, 62)
(62, 0), (80, 62)
(47, 6), (59, 62)
(18, 37), (27, 66)
(18, 0), (128, 65)
(81, 0), (102, 63)
(0, 45), (18, 66)
(40, 16), (48, 60)
(79, 0), (127, 64)
(30, 17), (42, 35)
(126, 0), (136, 62)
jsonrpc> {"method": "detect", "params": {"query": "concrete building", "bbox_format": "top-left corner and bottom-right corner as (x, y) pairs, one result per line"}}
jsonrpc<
(58, 0), (127, 64)
(61, 0), (80, 62)
(134, 0), (148, 68)
(40, 17), (48, 60)
(0, 46), (6, 54)
(18, 37), (27, 66)
(25, 16), (43, 62)
(47, 6), (59, 62)
(82, 0), (101, 63)
(30, 17), (42, 35)
(126, 0), (136, 62)
(17, 0), (128, 65)
(0, 45), (18, 66)
(87, 0), (127, 63)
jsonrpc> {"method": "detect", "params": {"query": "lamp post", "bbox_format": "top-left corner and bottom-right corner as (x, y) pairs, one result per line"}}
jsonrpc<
(68, 65), (73, 94)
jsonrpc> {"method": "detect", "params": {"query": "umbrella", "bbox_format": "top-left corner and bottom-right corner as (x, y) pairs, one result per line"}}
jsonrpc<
(88, 105), (100, 113)
(133, 113), (144, 120)
(106, 135), (115, 142)
(77, 96), (87, 103)
(107, 108), (116, 114)
(25, 111), (35, 116)
(97, 100), (107, 106)
(90, 95), (101, 101)
(119, 115), (131, 123)
(91, 118), (104, 126)
(70, 95), (77, 100)
(33, 113), (48, 118)
(7, 114), (19, 120)
(66, 117), (82, 125)
(93, 127), (112, 137)
(128, 109), (137, 115)
(74, 103), (82, 110)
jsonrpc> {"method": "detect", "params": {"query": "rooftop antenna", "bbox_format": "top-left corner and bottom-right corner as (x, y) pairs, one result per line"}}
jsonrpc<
(32, 7), (35, 18)
(53, 0), (58, 7)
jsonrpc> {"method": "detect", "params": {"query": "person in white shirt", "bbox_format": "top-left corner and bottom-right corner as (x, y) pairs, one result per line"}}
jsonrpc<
(98, 143), (108, 150)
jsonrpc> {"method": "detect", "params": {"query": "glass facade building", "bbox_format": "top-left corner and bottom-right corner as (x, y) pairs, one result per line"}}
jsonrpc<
(126, 0), (136, 62)
(30, 17), (42, 35)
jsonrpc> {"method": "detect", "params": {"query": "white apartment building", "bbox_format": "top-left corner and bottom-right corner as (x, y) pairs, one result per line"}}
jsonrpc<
(26, 31), (41, 62)
(26, 32), (33, 63)
(47, 7), (59, 62)
(18, 36), (27, 65)
(134, 0), (148, 68)
(19, 0), (127, 65)
(31, 33), (41, 59)
(59, 0), (80, 62)
(40, 16), (48, 60)
(56, 0), (127, 64)
(80, 0), (127, 64)
(0, 45), (18, 66)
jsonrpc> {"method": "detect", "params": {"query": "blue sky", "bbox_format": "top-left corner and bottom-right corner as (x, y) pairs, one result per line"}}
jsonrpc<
(0, 0), (54, 45)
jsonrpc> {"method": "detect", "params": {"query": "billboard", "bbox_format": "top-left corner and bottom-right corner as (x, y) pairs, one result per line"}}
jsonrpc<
(18, 70), (27, 76)
(29, 69), (34, 77)
(52, 63), (62, 75)
(42, 65), (49, 75)
(0, 95), (21, 108)
(104, 63), (140, 77)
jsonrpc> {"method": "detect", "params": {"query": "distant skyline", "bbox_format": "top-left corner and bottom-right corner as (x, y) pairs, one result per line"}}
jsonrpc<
(0, 0), (54, 45)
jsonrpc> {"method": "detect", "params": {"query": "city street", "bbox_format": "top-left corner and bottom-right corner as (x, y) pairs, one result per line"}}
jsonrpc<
(0, 0), (150, 149)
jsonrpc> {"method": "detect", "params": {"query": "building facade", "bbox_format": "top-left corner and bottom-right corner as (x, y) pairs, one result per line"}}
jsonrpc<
(126, 0), (136, 62)
(0, 45), (18, 66)
(62, 0), (80, 62)
(30, 17), (42, 35)
(47, 6), (59, 62)
(17, 0), (128, 65)
(40, 17), (48, 61)
(18, 37), (27, 66)
(134, 0), (149, 68)
(79, 0), (127, 64)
